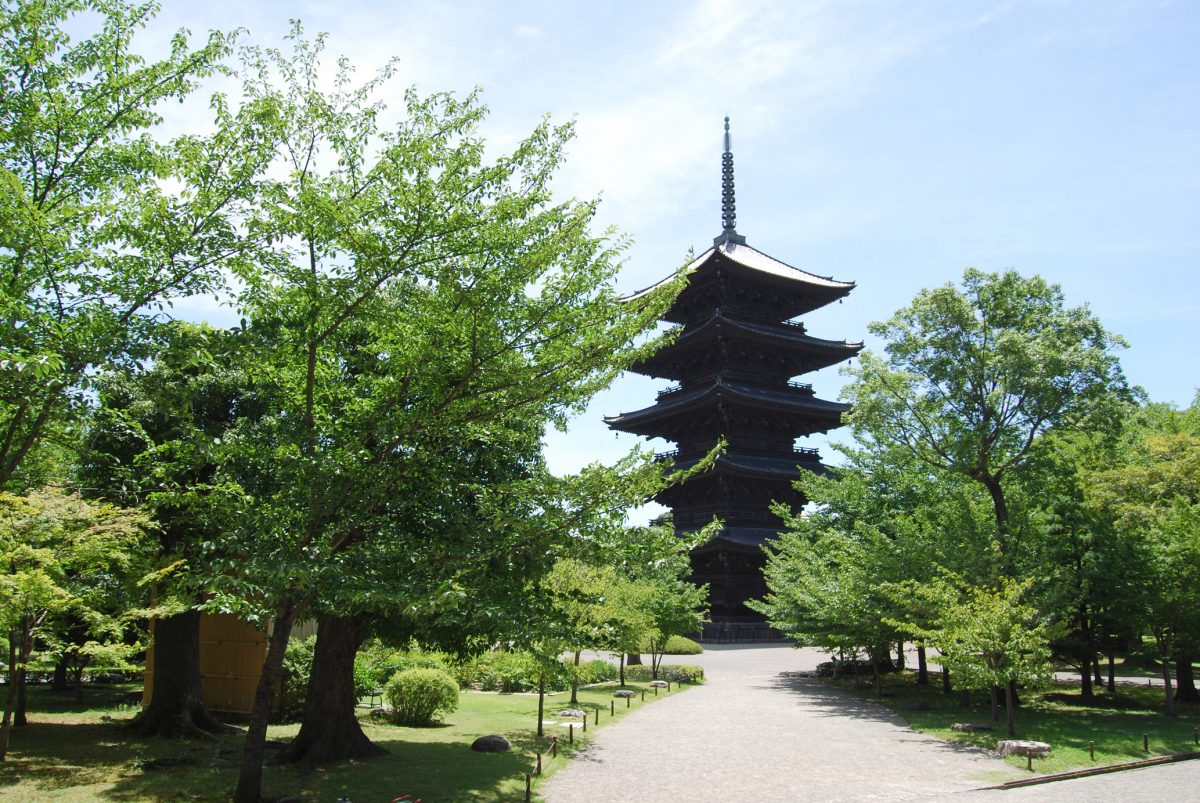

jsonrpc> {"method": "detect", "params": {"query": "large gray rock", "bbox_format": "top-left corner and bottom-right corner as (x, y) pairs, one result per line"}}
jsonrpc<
(996, 740), (1051, 758)
(951, 722), (993, 732)
(471, 734), (512, 753)
(559, 709), (586, 718)
(614, 690), (636, 698)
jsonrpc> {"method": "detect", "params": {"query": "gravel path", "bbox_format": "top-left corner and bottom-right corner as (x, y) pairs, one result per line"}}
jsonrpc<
(541, 644), (1021, 802)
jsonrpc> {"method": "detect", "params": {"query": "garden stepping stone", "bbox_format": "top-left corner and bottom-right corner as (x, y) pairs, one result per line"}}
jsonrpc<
(559, 709), (586, 718)
(613, 690), (636, 698)
(649, 681), (668, 688)
(996, 740), (1051, 758)
(951, 723), (993, 732)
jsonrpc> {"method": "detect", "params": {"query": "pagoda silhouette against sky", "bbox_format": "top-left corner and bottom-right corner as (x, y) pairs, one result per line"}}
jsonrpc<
(606, 119), (862, 634)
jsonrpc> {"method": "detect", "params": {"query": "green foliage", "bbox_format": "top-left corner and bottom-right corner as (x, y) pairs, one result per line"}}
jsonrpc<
(355, 641), (453, 690)
(277, 636), (316, 723)
(384, 668), (460, 727)
(644, 635), (703, 655)
(576, 659), (619, 684)
(623, 663), (704, 683)
(455, 650), (569, 693)
(0, 0), (251, 489)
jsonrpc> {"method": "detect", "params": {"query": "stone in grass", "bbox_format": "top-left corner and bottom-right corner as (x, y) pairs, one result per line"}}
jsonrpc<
(952, 723), (993, 732)
(471, 735), (512, 753)
(613, 690), (636, 698)
(649, 680), (668, 688)
(558, 709), (586, 718)
(996, 740), (1051, 758)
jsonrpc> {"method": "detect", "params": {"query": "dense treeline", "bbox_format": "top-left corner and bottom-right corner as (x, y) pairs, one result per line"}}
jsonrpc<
(754, 269), (1200, 736)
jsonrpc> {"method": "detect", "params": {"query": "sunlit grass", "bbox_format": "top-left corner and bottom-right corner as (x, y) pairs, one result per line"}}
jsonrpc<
(0, 678), (696, 801)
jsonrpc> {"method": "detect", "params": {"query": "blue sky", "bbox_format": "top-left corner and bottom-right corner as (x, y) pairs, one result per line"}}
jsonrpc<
(141, 1), (1199, 502)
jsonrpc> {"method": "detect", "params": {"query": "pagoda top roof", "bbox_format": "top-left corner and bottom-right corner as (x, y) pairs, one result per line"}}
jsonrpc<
(626, 239), (855, 302)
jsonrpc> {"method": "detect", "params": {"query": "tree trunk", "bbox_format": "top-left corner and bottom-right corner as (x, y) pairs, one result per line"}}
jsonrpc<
(52, 658), (68, 692)
(1155, 631), (1176, 718)
(626, 652), (642, 666)
(916, 645), (929, 686)
(942, 665), (952, 695)
(1079, 655), (1094, 701)
(1092, 655), (1103, 688)
(983, 477), (1012, 566)
(0, 640), (17, 761)
(1174, 654), (1198, 703)
(275, 615), (385, 767)
(1107, 649), (1116, 693)
(895, 641), (905, 671)
(536, 673), (546, 738)
(233, 601), (301, 803)
(990, 686), (999, 722)
(13, 667), (27, 727)
(959, 689), (970, 708)
(619, 653), (626, 686)
(128, 610), (235, 738)
(1005, 680), (1016, 737)
(569, 650), (581, 705)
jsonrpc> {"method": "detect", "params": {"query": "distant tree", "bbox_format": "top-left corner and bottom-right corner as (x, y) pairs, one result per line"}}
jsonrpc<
(845, 269), (1130, 571)
(1086, 398), (1200, 716)
(0, 487), (149, 760)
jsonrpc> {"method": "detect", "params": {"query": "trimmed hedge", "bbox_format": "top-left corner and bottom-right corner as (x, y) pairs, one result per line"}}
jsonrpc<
(385, 668), (460, 726)
(624, 663), (704, 683)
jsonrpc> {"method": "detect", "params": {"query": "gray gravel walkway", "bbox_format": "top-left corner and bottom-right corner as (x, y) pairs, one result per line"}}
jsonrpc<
(542, 644), (1022, 802)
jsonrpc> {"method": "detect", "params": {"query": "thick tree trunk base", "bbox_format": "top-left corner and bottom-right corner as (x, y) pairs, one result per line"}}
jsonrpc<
(274, 615), (385, 768)
(1174, 655), (1199, 703)
(128, 701), (240, 739)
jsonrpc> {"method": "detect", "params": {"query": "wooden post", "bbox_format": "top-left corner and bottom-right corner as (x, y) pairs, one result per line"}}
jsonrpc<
(1026, 752), (1032, 771)
(641, 690), (645, 701)
(653, 686), (658, 696)
(569, 724), (574, 744)
(1089, 740), (1094, 760)
(626, 695), (631, 708)
(536, 752), (542, 775)
(551, 736), (558, 757)
(595, 708), (600, 726)
(610, 700), (614, 716)
(583, 714), (587, 732)
(525, 774), (532, 802)
(667, 680), (671, 691)
(1143, 733), (1149, 752)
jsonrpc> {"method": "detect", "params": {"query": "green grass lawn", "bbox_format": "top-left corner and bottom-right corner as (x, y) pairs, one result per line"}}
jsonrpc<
(836, 672), (1200, 776)
(0, 678), (696, 802)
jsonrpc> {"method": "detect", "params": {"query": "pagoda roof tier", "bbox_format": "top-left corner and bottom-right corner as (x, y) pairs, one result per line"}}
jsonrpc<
(606, 378), (848, 439)
(636, 310), (863, 380)
(627, 240), (855, 323)
(690, 526), (781, 552)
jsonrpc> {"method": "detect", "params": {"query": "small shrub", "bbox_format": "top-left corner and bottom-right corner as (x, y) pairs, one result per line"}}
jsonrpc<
(624, 663), (704, 683)
(658, 635), (703, 655)
(385, 668), (460, 726)
(576, 659), (618, 684)
(356, 640), (452, 690)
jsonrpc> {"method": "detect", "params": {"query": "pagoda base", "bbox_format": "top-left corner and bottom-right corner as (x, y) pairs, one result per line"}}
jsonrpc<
(688, 528), (779, 624)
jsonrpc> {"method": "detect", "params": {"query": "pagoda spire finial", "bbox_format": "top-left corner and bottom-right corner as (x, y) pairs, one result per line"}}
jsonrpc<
(715, 115), (746, 247)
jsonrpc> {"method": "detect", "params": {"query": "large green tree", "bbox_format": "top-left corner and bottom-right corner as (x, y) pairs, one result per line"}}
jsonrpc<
(183, 31), (680, 802)
(0, 0), (268, 489)
(845, 268), (1129, 569)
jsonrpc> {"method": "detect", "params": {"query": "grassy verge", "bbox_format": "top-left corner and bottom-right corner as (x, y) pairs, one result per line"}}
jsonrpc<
(834, 672), (1200, 776)
(0, 677), (696, 802)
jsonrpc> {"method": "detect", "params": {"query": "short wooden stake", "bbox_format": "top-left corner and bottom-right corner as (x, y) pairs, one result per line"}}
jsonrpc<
(569, 724), (574, 744)
(626, 695), (631, 708)
(525, 773), (532, 801)
(536, 752), (542, 775)
(1026, 752), (1032, 771)
(1143, 733), (1149, 752)
(595, 708), (600, 726)
(551, 736), (558, 757)
(582, 714), (587, 732)
(653, 686), (658, 696)
(667, 681), (672, 691)
(1089, 740), (1094, 760)
(610, 700), (614, 716)
(641, 690), (645, 701)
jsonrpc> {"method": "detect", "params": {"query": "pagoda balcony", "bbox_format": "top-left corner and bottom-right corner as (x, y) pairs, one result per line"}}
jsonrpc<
(654, 444), (821, 463)
(657, 376), (813, 400)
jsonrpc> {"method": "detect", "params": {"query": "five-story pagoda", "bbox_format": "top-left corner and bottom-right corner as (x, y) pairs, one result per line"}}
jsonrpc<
(606, 119), (862, 629)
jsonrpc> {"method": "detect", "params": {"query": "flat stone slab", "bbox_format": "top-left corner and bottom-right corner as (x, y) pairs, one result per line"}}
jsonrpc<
(613, 690), (636, 698)
(952, 722), (993, 732)
(558, 709), (586, 718)
(996, 740), (1052, 758)
(649, 681), (669, 688)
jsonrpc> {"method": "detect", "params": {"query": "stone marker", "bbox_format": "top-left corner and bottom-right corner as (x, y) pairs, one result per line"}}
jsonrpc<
(559, 709), (586, 718)
(649, 681), (668, 688)
(995, 740), (1051, 758)
(614, 690), (636, 698)
(951, 723), (993, 732)
(471, 735), (512, 753)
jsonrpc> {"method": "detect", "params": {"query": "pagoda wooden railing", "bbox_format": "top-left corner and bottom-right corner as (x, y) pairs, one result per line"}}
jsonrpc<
(657, 376), (813, 400)
(653, 444), (820, 462)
